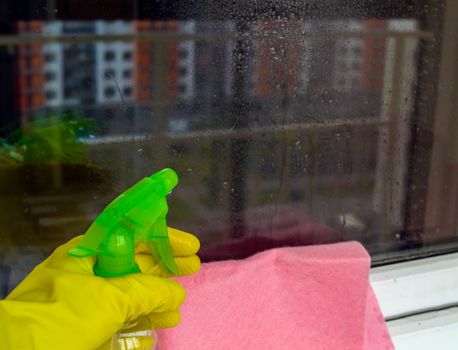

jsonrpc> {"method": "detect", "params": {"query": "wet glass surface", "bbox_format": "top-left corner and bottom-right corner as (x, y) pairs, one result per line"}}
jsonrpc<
(1, 1), (457, 296)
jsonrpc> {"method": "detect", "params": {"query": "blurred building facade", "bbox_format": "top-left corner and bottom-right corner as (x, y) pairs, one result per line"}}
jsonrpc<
(13, 20), (196, 130)
(15, 21), (46, 120)
(12, 18), (416, 125)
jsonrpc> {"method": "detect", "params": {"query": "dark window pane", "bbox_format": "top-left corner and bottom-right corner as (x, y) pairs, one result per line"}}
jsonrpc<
(104, 69), (115, 79)
(104, 86), (115, 97)
(123, 86), (132, 96)
(104, 51), (115, 61)
(45, 90), (56, 99)
(0, 1), (457, 299)
(44, 71), (56, 81)
(123, 51), (132, 61)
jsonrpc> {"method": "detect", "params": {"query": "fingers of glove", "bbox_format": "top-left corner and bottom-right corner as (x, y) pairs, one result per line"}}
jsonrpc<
(174, 254), (201, 276)
(109, 274), (186, 320)
(135, 227), (200, 257)
(147, 310), (181, 329)
(169, 228), (200, 256)
(136, 254), (201, 277)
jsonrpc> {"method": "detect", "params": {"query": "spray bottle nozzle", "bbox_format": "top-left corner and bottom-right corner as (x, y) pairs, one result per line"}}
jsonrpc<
(68, 168), (179, 277)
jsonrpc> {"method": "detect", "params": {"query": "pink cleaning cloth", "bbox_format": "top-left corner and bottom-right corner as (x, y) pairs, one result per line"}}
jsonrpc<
(158, 242), (393, 350)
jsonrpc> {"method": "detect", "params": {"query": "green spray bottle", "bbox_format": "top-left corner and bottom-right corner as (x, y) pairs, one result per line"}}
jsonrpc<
(68, 168), (180, 349)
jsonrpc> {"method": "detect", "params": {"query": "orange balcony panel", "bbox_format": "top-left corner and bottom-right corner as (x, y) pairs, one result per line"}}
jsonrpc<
(136, 42), (151, 50)
(30, 21), (43, 33)
(137, 56), (152, 65)
(135, 67), (151, 74)
(137, 86), (152, 93)
(136, 75), (151, 83)
(17, 57), (28, 70)
(16, 21), (27, 32)
(134, 21), (151, 31)
(168, 70), (178, 80)
(135, 84), (151, 91)
(136, 93), (151, 102)
(137, 73), (152, 80)
(17, 76), (28, 90)
(136, 87), (152, 95)
(134, 68), (150, 75)
(140, 79), (153, 85)
(154, 21), (170, 31)
(169, 52), (178, 61)
(32, 94), (44, 107)
(134, 50), (148, 58)
(18, 95), (29, 109)
(31, 75), (44, 88)
(138, 90), (151, 97)
(31, 56), (44, 67)
(363, 19), (387, 31)
(136, 51), (152, 58)
(31, 44), (43, 53)
(135, 49), (153, 57)
(168, 21), (178, 31)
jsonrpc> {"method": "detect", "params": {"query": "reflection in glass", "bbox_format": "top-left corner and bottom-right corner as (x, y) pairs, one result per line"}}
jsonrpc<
(0, 9), (454, 296)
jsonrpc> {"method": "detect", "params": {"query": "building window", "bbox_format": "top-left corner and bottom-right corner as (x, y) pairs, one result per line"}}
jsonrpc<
(123, 86), (132, 97)
(179, 67), (188, 77)
(104, 51), (115, 61)
(123, 70), (132, 79)
(45, 90), (56, 100)
(104, 87), (116, 98)
(44, 53), (55, 63)
(83, 76), (93, 87)
(123, 51), (132, 61)
(104, 69), (115, 79)
(44, 71), (56, 82)
(178, 49), (188, 60)
(178, 84), (187, 94)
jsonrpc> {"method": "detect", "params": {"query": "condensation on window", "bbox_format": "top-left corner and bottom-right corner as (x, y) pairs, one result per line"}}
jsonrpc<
(0, 1), (455, 297)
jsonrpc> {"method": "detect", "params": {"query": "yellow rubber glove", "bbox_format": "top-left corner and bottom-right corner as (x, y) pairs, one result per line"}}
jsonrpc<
(0, 227), (200, 350)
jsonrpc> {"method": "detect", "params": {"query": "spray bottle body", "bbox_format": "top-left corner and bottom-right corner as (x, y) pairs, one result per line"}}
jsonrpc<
(111, 317), (157, 350)
(92, 227), (156, 349)
(67, 169), (180, 350)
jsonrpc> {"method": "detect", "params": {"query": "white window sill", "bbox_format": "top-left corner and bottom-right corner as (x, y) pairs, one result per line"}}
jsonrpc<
(370, 252), (458, 349)
(387, 307), (458, 350)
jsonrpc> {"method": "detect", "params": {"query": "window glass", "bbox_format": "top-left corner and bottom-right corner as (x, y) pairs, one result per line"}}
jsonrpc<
(104, 50), (115, 61)
(123, 69), (132, 79)
(104, 69), (115, 79)
(0, 1), (455, 297)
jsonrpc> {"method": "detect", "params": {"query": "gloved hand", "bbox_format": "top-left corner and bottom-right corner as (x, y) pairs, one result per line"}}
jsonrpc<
(0, 227), (200, 350)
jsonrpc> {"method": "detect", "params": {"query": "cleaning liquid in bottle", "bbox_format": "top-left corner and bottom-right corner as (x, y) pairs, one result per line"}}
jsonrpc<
(111, 317), (157, 350)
